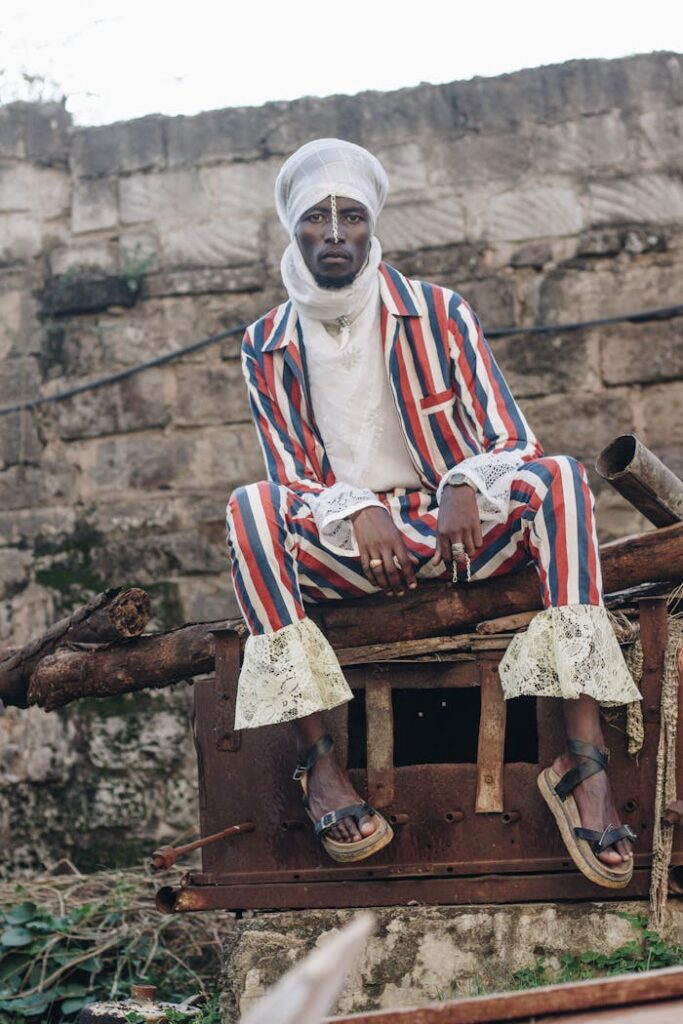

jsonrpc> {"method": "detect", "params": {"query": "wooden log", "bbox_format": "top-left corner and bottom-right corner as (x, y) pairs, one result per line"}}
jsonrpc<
(596, 433), (683, 526)
(475, 610), (539, 634)
(27, 619), (246, 711)
(21, 524), (683, 711)
(310, 521), (683, 648)
(0, 587), (151, 709)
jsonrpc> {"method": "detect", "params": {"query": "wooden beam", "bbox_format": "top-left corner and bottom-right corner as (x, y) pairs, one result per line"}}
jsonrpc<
(365, 675), (394, 809)
(475, 658), (506, 813)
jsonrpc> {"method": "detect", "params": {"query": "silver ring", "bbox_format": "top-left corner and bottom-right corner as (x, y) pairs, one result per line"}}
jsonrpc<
(451, 542), (466, 558)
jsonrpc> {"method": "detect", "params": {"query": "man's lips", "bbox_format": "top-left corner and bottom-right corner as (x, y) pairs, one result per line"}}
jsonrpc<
(319, 249), (351, 263)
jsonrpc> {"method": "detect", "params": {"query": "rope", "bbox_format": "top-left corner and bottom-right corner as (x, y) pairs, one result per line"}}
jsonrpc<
(649, 619), (682, 932)
(0, 301), (682, 418)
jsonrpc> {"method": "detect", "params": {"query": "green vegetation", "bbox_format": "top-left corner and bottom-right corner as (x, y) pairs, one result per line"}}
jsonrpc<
(120, 245), (156, 296)
(0, 873), (227, 1024)
(508, 913), (683, 988)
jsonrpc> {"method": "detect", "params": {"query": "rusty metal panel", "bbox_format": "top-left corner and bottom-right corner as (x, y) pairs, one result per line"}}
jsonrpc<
(180, 627), (682, 912)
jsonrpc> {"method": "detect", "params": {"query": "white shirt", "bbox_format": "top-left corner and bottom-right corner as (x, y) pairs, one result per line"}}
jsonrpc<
(301, 284), (422, 494)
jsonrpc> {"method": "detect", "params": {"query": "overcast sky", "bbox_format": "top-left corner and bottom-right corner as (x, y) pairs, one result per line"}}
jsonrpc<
(1, 0), (681, 126)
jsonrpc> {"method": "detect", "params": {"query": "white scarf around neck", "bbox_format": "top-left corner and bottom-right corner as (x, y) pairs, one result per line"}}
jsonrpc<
(280, 236), (383, 323)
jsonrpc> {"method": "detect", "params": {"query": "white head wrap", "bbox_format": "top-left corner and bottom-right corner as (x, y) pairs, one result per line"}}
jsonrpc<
(275, 138), (389, 237)
(275, 139), (389, 323)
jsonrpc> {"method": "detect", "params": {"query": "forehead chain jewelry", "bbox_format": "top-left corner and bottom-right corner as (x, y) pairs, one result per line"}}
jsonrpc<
(330, 192), (339, 244)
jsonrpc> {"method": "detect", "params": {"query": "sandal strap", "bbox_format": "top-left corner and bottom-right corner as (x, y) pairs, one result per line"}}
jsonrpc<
(314, 802), (375, 837)
(575, 823), (637, 855)
(555, 740), (610, 802)
(293, 733), (333, 781)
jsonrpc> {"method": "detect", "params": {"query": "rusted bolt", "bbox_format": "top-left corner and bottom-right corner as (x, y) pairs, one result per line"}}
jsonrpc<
(501, 811), (521, 825)
(389, 813), (410, 826)
(445, 810), (465, 823)
(484, 773), (493, 784)
(623, 798), (639, 814)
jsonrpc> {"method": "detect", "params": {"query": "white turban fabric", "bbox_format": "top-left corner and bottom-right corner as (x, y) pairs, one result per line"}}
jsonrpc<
(276, 139), (390, 324)
(275, 138), (389, 237)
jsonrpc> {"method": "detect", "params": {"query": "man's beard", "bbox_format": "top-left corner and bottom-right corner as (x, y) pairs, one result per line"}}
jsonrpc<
(313, 271), (357, 289)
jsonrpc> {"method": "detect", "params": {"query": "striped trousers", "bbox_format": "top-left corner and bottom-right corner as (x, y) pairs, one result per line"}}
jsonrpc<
(226, 456), (603, 636)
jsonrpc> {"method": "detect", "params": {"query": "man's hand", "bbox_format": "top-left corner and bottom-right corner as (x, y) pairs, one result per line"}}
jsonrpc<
(431, 484), (483, 574)
(351, 506), (419, 596)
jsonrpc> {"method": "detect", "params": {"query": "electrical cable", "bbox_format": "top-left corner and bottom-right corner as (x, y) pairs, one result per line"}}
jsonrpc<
(1, 301), (682, 418)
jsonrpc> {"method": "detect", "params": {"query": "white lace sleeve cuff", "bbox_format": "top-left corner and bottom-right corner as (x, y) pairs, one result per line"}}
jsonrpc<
(499, 604), (642, 706)
(304, 482), (384, 556)
(437, 451), (527, 523)
(234, 618), (353, 729)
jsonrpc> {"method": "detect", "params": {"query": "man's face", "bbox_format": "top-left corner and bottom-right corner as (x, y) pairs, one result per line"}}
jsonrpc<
(295, 195), (371, 288)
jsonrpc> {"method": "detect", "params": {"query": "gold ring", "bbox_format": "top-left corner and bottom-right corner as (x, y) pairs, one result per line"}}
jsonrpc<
(369, 558), (383, 569)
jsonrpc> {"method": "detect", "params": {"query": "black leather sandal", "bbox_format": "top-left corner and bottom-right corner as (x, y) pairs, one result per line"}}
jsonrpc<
(537, 739), (636, 889)
(293, 734), (394, 863)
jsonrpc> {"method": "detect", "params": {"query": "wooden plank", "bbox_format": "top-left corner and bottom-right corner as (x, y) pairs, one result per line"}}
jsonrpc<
(365, 675), (394, 809)
(475, 660), (505, 813)
(327, 966), (683, 1024)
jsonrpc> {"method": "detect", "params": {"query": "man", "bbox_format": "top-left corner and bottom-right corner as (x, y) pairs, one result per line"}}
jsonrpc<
(226, 139), (641, 883)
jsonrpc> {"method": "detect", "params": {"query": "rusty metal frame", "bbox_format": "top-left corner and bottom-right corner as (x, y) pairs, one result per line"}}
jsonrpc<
(162, 600), (682, 912)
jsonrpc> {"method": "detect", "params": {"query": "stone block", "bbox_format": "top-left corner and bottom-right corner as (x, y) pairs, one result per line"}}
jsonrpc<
(431, 133), (530, 188)
(491, 330), (600, 399)
(71, 177), (119, 233)
(600, 320), (683, 385)
(484, 187), (584, 242)
(637, 106), (683, 165)
(72, 116), (166, 177)
(521, 387), (636, 460)
(594, 485), (652, 543)
(538, 262), (683, 323)
(0, 391), (43, 469)
(0, 165), (69, 219)
(22, 102), (71, 165)
(198, 159), (281, 215)
(119, 168), (209, 225)
(641, 380), (683, 479)
(222, 902), (655, 1020)
(174, 575), (239, 623)
(0, 461), (79, 512)
(509, 241), (552, 268)
(162, 219), (262, 268)
(530, 114), (631, 173)
(0, 505), (77, 548)
(0, 291), (25, 360)
(0, 213), (42, 263)
(164, 107), (270, 167)
(372, 142), (430, 196)
(50, 366), (171, 440)
(588, 173), (683, 226)
(379, 196), (466, 254)
(47, 240), (117, 278)
(0, 105), (26, 158)
(174, 360), (251, 426)
(0, 547), (32, 600)
(92, 530), (226, 582)
(448, 277), (514, 330)
(145, 264), (266, 298)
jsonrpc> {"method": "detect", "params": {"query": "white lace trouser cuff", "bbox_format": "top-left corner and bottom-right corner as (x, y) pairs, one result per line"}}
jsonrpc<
(234, 618), (353, 729)
(499, 604), (642, 706)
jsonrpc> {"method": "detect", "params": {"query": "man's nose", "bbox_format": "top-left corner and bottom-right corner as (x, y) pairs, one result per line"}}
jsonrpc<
(323, 216), (346, 242)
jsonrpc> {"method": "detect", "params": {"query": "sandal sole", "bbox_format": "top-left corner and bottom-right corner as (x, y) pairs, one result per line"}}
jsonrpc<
(537, 768), (633, 889)
(321, 814), (394, 863)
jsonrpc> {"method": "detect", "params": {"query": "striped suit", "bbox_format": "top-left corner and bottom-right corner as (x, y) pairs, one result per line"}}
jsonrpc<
(226, 263), (602, 639)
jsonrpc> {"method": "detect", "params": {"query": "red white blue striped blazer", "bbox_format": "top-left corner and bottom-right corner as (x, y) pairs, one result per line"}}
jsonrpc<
(240, 262), (542, 502)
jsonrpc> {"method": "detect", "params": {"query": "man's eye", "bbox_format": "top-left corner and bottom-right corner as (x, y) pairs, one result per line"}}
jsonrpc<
(307, 213), (324, 222)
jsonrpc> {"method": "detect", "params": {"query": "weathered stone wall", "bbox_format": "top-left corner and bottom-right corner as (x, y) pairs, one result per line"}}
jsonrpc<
(2, 51), (683, 873)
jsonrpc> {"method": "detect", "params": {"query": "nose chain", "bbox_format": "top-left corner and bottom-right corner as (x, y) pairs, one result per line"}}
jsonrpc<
(330, 192), (339, 244)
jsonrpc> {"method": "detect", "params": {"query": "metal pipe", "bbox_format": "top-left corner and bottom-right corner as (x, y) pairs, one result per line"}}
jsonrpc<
(444, 810), (465, 823)
(595, 434), (683, 527)
(150, 821), (254, 871)
(501, 811), (521, 825)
